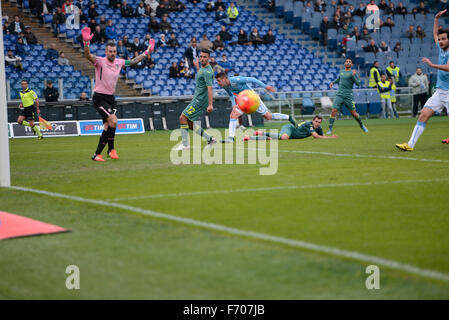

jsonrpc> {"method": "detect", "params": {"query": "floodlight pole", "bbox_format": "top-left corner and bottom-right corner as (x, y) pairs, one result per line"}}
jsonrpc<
(0, 2), (11, 187)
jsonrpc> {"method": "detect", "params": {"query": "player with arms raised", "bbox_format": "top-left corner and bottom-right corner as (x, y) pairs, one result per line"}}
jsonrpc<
(328, 58), (368, 134)
(82, 27), (154, 161)
(215, 72), (291, 143)
(397, 10), (449, 151)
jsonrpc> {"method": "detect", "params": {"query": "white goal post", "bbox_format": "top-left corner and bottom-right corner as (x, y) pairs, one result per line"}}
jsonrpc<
(0, 2), (11, 187)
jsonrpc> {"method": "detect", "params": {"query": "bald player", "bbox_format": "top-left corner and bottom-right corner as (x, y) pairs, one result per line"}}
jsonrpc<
(82, 27), (154, 161)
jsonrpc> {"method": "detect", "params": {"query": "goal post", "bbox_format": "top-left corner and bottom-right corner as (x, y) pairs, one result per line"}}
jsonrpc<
(0, 2), (11, 187)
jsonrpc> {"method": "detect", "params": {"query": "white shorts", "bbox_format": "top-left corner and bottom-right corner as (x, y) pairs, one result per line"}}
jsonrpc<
(235, 99), (269, 116)
(424, 88), (449, 114)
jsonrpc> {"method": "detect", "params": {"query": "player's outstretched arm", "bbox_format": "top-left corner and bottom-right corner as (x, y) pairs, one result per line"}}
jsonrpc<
(128, 40), (155, 67)
(422, 57), (449, 72)
(434, 9), (447, 45)
(330, 75), (340, 88)
(312, 132), (337, 139)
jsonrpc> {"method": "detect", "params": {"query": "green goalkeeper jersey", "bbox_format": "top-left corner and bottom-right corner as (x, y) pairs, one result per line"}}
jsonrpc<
(333, 69), (360, 99)
(289, 121), (323, 139)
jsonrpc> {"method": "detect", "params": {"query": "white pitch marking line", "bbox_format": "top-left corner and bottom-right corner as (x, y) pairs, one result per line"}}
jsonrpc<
(108, 178), (449, 201)
(6, 185), (449, 283)
(239, 147), (449, 163)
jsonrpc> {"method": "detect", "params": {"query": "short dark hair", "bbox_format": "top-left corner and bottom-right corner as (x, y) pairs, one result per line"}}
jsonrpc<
(345, 57), (353, 63)
(438, 28), (449, 39)
(21, 79), (28, 84)
(106, 41), (116, 48)
(200, 49), (211, 56)
(389, 60), (395, 64)
(313, 115), (323, 121)
(215, 71), (228, 79)
(47, 80), (52, 84)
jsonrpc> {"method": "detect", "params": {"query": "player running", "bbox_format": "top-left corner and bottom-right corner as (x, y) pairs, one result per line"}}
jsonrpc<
(328, 58), (368, 134)
(17, 80), (43, 140)
(396, 10), (449, 151)
(215, 72), (291, 143)
(176, 49), (216, 150)
(82, 27), (154, 161)
(244, 115), (337, 141)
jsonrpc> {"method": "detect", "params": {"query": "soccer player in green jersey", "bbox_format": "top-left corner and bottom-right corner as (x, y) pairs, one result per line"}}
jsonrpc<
(244, 115), (337, 140)
(17, 80), (43, 140)
(328, 58), (368, 134)
(176, 49), (217, 150)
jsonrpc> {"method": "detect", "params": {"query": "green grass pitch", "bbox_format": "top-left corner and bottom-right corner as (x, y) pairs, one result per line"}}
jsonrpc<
(1, 117), (449, 299)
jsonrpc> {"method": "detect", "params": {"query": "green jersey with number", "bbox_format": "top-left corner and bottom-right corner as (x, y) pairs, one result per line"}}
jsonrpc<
(192, 64), (214, 107)
(333, 69), (360, 99)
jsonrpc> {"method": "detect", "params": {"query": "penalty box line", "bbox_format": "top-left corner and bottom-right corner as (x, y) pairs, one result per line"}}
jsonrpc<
(109, 178), (449, 201)
(6, 185), (449, 284)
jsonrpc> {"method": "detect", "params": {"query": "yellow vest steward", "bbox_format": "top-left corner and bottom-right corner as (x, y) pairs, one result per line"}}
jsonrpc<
(377, 81), (391, 99)
(227, 7), (239, 19)
(369, 67), (380, 87)
(386, 66), (400, 83)
(390, 83), (397, 103)
(19, 88), (38, 108)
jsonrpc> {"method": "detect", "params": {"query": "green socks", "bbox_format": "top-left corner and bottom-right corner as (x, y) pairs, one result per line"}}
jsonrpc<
(31, 125), (42, 137)
(22, 121), (42, 137)
(328, 117), (335, 131)
(354, 115), (364, 128)
(193, 125), (212, 142)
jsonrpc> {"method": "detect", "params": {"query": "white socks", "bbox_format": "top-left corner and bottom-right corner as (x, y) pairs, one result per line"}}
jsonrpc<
(271, 113), (289, 120)
(229, 118), (238, 138)
(408, 121), (426, 148)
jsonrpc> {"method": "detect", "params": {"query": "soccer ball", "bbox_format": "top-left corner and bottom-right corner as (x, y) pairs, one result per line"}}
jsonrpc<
(236, 90), (260, 114)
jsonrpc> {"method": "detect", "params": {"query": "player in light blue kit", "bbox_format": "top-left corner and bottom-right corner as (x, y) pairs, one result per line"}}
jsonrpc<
(215, 71), (292, 143)
(396, 9), (449, 151)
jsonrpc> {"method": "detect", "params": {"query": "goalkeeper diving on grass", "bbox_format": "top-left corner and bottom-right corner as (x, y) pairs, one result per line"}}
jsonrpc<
(243, 115), (337, 141)
(215, 72), (291, 143)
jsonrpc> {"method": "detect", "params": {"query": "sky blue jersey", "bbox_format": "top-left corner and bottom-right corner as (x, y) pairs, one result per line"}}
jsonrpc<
(222, 76), (267, 105)
(436, 43), (449, 91)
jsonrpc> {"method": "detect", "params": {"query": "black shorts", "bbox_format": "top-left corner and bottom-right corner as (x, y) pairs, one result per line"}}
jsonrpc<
(93, 92), (117, 123)
(20, 106), (36, 121)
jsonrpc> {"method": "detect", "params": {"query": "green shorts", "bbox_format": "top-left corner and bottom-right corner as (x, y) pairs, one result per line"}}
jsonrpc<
(332, 96), (356, 112)
(182, 101), (207, 121)
(279, 124), (294, 139)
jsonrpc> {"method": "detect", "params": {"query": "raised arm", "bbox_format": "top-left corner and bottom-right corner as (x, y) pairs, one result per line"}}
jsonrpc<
(434, 10), (447, 45)
(82, 27), (96, 64)
(127, 39), (155, 67)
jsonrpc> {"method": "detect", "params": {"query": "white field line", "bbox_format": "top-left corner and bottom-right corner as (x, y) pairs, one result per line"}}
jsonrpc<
(6, 185), (449, 283)
(108, 178), (449, 201)
(240, 147), (449, 163)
